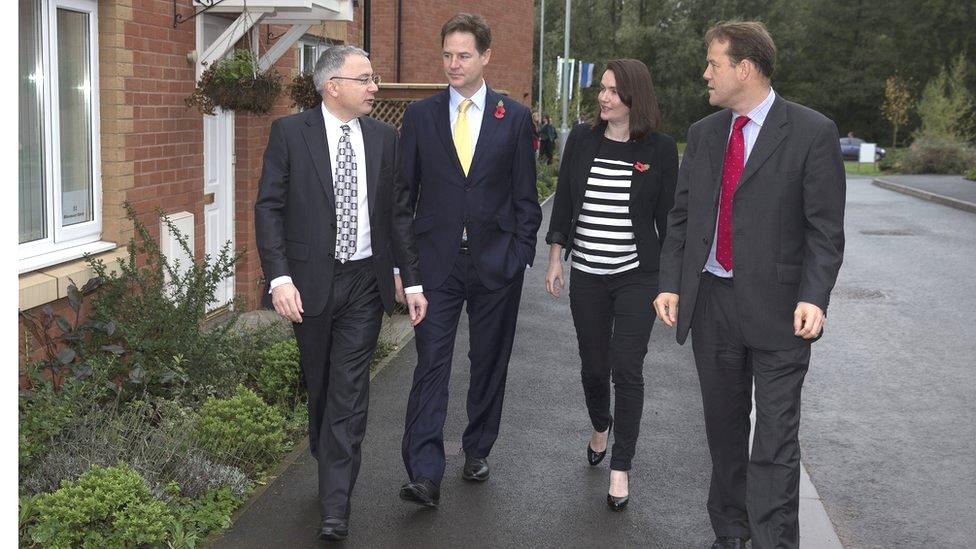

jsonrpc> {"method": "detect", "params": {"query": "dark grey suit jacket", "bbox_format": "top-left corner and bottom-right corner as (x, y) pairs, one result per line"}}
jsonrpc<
(659, 95), (846, 350)
(254, 107), (421, 317)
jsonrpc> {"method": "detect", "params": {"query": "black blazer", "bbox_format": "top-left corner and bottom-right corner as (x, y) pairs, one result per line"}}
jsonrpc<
(397, 87), (542, 291)
(659, 96), (846, 350)
(546, 123), (679, 273)
(254, 107), (421, 317)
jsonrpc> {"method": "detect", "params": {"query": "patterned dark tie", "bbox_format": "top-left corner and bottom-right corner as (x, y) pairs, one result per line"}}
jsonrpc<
(334, 124), (358, 262)
(716, 115), (750, 272)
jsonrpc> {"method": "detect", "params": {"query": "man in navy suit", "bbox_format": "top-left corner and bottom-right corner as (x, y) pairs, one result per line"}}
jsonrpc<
(397, 13), (542, 508)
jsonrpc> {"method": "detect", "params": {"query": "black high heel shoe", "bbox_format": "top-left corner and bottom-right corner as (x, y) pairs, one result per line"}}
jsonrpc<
(586, 417), (613, 466)
(606, 492), (629, 511)
(606, 470), (629, 511)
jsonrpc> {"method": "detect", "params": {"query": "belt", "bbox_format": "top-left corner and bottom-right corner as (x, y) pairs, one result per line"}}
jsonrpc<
(334, 255), (373, 271)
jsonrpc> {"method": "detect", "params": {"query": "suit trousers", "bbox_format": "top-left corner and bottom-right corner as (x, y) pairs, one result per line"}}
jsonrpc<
(402, 250), (524, 485)
(569, 267), (657, 471)
(691, 272), (810, 548)
(292, 258), (384, 520)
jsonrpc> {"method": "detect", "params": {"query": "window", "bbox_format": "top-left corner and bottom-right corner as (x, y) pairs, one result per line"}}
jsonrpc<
(19, 0), (102, 266)
(298, 36), (338, 74)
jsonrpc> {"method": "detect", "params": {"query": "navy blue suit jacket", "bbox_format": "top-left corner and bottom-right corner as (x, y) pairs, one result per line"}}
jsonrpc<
(398, 87), (542, 290)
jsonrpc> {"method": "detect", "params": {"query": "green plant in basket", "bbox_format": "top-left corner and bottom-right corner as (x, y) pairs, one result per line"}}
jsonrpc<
(186, 49), (282, 116)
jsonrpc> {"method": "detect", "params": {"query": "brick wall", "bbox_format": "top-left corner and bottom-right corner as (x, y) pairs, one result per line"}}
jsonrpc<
(21, 1), (533, 367)
(368, 1), (534, 105)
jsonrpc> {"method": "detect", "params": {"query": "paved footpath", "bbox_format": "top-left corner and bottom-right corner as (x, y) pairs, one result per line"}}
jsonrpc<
(799, 176), (976, 548)
(213, 193), (881, 548)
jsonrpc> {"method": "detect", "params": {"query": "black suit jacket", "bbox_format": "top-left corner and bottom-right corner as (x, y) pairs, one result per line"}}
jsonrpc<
(397, 87), (542, 291)
(659, 96), (846, 350)
(254, 107), (421, 317)
(546, 123), (679, 273)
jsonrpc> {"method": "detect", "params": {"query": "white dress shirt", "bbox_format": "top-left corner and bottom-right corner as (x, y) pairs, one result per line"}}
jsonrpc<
(703, 87), (777, 278)
(449, 80), (487, 150)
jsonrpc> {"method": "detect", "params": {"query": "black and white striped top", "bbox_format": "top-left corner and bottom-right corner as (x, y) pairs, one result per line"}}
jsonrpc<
(571, 138), (638, 275)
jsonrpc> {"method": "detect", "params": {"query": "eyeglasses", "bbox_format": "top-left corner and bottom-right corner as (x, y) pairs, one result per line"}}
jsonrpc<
(330, 74), (381, 86)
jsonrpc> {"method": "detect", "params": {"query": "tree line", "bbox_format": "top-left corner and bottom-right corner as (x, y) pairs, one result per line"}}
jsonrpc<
(533, 0), (976, 147)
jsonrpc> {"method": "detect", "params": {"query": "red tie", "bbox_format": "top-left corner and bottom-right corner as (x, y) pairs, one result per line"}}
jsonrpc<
(716, 115), (750, 272)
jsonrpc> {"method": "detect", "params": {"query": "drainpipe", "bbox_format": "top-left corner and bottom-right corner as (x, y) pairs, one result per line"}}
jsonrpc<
(362, 0), (371, 54)
(396, 0), (402, 82)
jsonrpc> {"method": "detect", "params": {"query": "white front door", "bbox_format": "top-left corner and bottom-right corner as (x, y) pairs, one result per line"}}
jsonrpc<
(203, 108), (235, 310)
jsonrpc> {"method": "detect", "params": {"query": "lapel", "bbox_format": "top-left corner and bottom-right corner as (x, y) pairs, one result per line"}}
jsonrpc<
(736, 96), (789, 192)
(628, 134), (656, 210)
(301, 107), (336, 210)
(468, 87), (502, 178)
(573, 128), (601, 199)
(431, 88), (466, 181)
(704, 110), (733, 207)
(359, 116), (382, 223)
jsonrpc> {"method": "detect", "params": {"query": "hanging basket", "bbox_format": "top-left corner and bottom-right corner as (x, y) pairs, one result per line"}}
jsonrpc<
(288, 72), (321, 111)
(186, 49), (283, 116)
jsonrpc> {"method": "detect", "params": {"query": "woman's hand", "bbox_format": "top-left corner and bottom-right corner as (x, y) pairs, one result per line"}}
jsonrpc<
(545, 244), (565, 298)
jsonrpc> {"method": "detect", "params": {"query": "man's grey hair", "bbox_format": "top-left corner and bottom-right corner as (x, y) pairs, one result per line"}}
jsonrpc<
(313, 45), (370, 93)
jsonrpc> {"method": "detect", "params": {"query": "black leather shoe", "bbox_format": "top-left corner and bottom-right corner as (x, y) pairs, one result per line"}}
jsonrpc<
(399, 477), (440, 508)
(461, 456), (490, 481)
(710, 537), (746, 549)
(587, 417), (613, 466)
(606, 493), (629, 511)
(318, 517), (348, 541)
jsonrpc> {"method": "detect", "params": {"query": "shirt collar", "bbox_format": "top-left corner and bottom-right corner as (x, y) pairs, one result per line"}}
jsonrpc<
(321, 103), (361, 135)
(737, 87), (776, 127)
(449, 80), (487, 113)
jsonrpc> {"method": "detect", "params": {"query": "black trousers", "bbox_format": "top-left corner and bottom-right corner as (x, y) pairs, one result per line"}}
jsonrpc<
(691, 272), (810, 549)
(569, 267), (657, 471)
(292, 258), (384, 520)
(402, 250), (524, 485)
(540, 139), (555, 164)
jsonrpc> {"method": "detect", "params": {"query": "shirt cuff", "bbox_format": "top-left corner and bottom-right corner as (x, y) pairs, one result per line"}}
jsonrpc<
(404, 285), (423, 294)
(269, 275), (293, 293)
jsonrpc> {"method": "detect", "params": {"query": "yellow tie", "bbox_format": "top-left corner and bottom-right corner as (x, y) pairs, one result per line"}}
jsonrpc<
(454, 99), (474, 176)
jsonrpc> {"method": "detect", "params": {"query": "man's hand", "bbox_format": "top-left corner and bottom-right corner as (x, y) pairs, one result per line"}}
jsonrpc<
(271, 283), (304, 323)
(794, 302), (824, 339)
(405, 293), (428, 327)
(545, 260), (564, 298)
(653, 292), (679, 327)
(394, 273), (406, 305)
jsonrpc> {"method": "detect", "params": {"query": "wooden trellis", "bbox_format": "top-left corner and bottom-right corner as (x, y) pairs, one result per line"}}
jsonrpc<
(371, 99), (413, 129)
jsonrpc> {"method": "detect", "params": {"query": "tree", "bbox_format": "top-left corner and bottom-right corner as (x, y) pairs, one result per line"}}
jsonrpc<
(916, 53), (975, 142)
(881, 75), (912, 147)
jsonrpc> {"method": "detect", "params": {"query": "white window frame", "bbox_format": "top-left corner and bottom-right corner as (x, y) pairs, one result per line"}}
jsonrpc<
(18, 0), (103, 268)
(298, 35), (337, 74)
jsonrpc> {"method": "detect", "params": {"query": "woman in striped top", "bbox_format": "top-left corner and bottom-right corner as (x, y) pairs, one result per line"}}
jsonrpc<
(544, 59), (679, 511)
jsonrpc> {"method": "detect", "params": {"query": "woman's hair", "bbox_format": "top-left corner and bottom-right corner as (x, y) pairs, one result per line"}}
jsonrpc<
(591, 59), (662, 141)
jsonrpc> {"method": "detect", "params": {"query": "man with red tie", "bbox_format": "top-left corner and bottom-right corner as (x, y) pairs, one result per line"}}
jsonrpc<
(654, 21), (846, 549)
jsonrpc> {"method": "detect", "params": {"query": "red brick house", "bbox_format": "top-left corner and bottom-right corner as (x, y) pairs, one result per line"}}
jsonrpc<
(17, 0), (534, 358)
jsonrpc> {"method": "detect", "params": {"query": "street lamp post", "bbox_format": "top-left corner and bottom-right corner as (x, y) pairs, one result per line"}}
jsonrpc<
(537, 0), (544, 114)
(558, 0), (571, 163)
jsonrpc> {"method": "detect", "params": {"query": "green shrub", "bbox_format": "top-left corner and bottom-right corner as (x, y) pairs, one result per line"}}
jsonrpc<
(171, 486), (243, 540)
(967, 166), (976, 181)
(19, 356), (118, 474)
(255, 338), (301, 408)
(85, 203), (242, 402)
(899, 138), (976, 174)
(22, 398), (250, 499)
(878, 147), (906, 172)
(25, 464), (173, 548)
(193, 385), (286, 475)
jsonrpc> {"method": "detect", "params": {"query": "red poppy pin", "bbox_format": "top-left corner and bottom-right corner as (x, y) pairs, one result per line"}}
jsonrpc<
(494, 99), (506, 119)
(634, 161), (649, 172)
